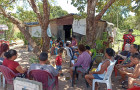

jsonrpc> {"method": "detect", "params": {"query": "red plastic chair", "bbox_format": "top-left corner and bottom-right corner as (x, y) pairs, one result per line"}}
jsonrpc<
(29, 70), (58, 90)
(127, 86), (140, 90)
(114, 60), (124, 76)
(0, 65), (19, 88)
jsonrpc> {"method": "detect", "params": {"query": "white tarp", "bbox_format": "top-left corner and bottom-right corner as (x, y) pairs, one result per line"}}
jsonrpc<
(0, 24), (8, 30)
(31, 26), (42, 37)
(72, 19), (86, 35)
(31, 25), (52, 37)
(47, 24), (52, 37)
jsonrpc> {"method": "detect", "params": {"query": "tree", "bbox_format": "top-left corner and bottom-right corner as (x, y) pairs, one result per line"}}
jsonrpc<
(0, 0), (50, 56)
(71, 0), (139, 47)
(50, 6), (68, 19)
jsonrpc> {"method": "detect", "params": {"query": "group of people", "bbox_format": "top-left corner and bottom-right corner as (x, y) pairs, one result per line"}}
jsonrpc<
(0, 29), (140, 89)
(115, 29), (140, 89)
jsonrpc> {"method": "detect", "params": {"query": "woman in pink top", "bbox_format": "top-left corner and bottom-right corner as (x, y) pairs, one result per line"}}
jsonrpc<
(72, 36), (77, 46)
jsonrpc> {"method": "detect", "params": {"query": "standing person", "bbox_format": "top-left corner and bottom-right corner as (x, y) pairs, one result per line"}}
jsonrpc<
(51, 40), (55, 55)
(56, 48), (63, 76)
(50, 37), (53, 48)
(122, 29), (135, 51)
(72, 36), (77, 47)
(0, 43), (9, 64)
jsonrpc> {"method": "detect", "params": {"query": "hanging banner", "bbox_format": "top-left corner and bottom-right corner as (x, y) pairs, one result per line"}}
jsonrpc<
(31, 25), (52, 37)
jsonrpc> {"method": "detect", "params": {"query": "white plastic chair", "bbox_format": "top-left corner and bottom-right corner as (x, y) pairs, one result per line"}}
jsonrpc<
(92, 60), (117, 90)
(0, 72), (5, 87)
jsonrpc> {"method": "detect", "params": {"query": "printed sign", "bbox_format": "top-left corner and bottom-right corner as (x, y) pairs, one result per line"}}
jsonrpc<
(14, 77), (42, 90)
(72, 19), (86, 35)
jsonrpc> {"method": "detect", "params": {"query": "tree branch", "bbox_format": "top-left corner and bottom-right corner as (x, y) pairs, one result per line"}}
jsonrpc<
(0, 5), (41, 56)
(0, 5), (21, 24)
(28, 0), (43, 27)
(95, 0), (116, 20)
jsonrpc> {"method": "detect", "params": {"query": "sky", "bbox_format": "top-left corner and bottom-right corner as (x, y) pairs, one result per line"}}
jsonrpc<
(56, 0), (134, 16)
(56, 0), (79, 13)
(12, 0), (134, 16)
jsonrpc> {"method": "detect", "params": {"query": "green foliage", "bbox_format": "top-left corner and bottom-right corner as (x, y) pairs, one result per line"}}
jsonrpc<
(16, 6), (37, 22)
(102, 32), (108, 42)
(0, 16), (15, 41)
(50, 6), (68, 19)
(17, 32), (28, 45)
(91, 48), (96, 59)
(79, 36), (87, 45)
(95, 39), (104, 52)
(71, 0), (87, 12)
(16, 3), (68, 22)
(133, 30), (140, 45)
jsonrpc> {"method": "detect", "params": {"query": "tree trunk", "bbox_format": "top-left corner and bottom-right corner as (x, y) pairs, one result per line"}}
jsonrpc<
(0, 0), (51, 56)
(42, 27), (50, 53)
(86, 0), (98, 48)
(86, 0), (116, 48)
(16, 24), (41, 56)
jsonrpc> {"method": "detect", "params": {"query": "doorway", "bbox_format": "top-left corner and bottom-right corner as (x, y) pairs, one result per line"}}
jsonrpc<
(63, 25), (72, 41)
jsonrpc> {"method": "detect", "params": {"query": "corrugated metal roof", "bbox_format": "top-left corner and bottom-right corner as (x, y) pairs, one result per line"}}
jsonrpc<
(25, 22), (39, 25)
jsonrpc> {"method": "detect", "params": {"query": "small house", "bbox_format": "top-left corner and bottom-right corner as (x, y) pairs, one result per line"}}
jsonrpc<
(25, 14), (114, 42)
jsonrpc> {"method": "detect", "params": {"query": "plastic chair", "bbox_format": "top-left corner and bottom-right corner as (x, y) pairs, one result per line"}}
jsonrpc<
(114, 59), (124, 76)
(92, 60), (117, 90)
(127, 86), (140, 90)
(72, 55), (95, 87)
(29, 70), (58, 90)
(0, 65), (18, 87)
(0, 72), (3, 86)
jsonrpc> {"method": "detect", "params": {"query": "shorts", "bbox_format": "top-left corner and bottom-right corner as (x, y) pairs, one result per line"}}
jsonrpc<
(56, 65), (62, 71)
(72, 66), (86, 73)
(93, 74), (103, 80)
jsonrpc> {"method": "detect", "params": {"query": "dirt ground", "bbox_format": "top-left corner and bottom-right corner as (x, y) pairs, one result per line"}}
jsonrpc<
(0, 43), (126, 90)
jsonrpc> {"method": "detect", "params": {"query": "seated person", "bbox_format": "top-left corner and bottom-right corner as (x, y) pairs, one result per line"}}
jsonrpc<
(3, 49), (27, 77)
(85, 48), (115, 89)
(28, 52), (58, 86)
(70, 44), (91, 79)
(115, 39), (130, 61)
(120, 53), (140, 89)
(72, 36), (77, 47)
(0, 43), (9, 64)
(116, 44), (139, 82)
(85, 45), (92, 56)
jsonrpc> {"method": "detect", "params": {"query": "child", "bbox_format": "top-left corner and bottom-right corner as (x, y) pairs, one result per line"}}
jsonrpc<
(56, 48), (63, 76)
